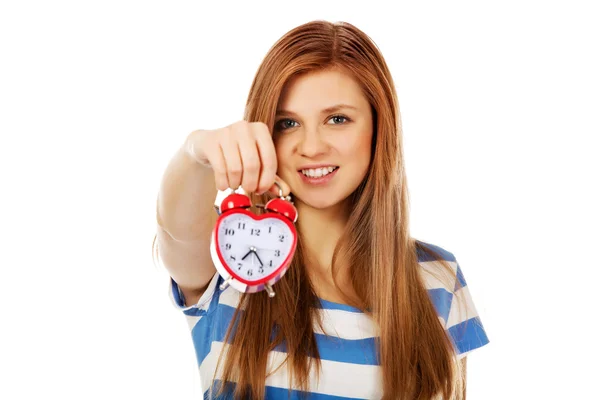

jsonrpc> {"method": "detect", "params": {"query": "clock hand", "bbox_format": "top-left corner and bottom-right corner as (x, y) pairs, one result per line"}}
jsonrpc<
(253, 246), (277, 252)
(241, 249), (253, 260)
(252, 250), (264, 267)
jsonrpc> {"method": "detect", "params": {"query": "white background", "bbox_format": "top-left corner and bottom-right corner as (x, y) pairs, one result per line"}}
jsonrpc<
(1, 1), (598, 398)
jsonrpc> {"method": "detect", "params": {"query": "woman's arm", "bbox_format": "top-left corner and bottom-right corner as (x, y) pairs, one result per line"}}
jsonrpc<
(156, 133), (219, 305)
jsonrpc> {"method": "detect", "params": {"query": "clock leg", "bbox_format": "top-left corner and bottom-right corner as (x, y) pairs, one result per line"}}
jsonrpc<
(265, 283), (275, 298)
(220, 276), (233, 291)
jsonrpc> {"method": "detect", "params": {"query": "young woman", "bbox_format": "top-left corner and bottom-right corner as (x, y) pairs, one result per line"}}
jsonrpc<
(154, 20), (489, 399)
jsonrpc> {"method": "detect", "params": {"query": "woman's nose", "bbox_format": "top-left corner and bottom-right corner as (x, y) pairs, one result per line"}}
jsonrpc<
(297, 128), (329, 157)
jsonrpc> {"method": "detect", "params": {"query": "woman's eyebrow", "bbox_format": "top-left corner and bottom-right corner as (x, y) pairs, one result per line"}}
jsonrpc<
(275, 104), (358, 116)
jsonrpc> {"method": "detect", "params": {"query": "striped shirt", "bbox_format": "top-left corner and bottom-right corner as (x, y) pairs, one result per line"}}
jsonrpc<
(168, 241), (489, 399)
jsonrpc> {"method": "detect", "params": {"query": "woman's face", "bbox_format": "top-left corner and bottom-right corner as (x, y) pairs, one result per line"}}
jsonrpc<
(272, 68), (373, 211)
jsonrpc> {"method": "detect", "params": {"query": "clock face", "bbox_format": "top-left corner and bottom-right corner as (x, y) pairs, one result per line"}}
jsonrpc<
(216, 213), (294, 282)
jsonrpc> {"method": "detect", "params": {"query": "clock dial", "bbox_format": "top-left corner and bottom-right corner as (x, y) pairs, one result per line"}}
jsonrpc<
(217, 214), (293, 282)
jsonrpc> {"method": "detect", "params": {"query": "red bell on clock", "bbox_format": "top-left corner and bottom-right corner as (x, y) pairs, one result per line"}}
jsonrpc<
(264, 197), (298, 223)
(219, 193), (252, 213)
(209, 184), (298, 298)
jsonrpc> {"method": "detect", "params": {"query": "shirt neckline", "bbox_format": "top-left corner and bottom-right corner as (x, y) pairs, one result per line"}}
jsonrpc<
(317, 297), (364, 313)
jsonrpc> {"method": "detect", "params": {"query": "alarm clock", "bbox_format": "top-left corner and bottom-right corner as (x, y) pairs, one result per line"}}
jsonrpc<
(209, 183), (298, 298)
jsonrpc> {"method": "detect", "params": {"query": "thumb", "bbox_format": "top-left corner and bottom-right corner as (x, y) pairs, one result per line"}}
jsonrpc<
(267, 175), (291, 197)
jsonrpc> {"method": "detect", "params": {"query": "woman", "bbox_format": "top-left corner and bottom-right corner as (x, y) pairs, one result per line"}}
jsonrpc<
(154, 20), (489, 399)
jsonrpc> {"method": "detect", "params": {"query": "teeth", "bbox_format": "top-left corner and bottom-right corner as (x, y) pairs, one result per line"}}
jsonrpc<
(301, 166), (337, 178)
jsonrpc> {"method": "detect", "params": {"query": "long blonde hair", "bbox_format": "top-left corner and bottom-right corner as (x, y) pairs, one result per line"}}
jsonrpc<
(157, 20), (466, 399)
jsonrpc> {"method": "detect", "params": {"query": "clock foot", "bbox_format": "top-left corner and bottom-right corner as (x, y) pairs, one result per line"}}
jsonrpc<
(219, 277), (232, 291)
(265, 284), (275, 298)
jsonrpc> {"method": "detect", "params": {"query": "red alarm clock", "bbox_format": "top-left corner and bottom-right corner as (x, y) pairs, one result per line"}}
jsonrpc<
(209, 183), (298, 297)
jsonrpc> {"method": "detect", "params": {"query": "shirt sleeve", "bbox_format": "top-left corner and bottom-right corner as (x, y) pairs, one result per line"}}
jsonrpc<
(167, 271), (221, 330)
(165, 200), (224, 327)
(444, 261), (490, 359)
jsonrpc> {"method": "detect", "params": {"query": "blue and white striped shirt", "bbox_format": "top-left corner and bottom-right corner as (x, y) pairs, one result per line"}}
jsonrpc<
(168, 241), (489, 399)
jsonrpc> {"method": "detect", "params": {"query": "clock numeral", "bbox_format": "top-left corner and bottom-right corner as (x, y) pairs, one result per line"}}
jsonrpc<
(237, 263), (243, 270)
(269, 260), (273, 267)
(268, 226), (272, 233)
(225, 243), (231, 250)
(251, 228), (261, 236)
(258, 266), (264, 274)
(225, 229), (235, 236)
(238, 222), (246, 230)
(247, 269), (253, 276)
(229, 255), (236, 261)
(278, 234), (285, 242)
(274, 250), (280, 257)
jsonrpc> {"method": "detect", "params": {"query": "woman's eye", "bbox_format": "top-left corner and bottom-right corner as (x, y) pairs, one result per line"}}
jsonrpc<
(328, 115), (349, 125)
(275, 119), (298, 130)
(275, 115), (350, 131)
(283, 119), (298, 129)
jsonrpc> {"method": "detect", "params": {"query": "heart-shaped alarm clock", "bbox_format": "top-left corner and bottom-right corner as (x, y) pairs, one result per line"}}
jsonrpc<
(209, 183), (298, 298)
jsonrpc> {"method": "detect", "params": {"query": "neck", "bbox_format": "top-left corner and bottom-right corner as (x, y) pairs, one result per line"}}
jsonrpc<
(294, 197), (353, 301)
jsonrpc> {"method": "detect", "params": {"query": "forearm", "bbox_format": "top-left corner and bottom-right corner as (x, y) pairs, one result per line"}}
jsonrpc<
(156, 136), (217, 241)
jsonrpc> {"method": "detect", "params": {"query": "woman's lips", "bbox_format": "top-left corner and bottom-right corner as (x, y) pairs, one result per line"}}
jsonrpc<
(297, 167), (339, 185)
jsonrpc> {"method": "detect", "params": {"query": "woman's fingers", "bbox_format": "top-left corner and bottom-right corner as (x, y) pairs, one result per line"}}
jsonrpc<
(188, 121), (291, 198)
(237, 124), (261, 194)
(219, 128), (243, 190)
(268, 175), (291, 197)
(253, 122), (278, 194)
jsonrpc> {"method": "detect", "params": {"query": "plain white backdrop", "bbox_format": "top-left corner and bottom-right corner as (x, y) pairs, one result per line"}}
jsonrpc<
(1, 1), (598, 398)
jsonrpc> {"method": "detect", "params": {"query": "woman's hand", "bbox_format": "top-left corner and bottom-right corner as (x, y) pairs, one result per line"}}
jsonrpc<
(184, 121), (290, 196)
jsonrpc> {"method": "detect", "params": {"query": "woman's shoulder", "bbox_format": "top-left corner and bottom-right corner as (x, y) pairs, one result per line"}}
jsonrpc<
(415, 239), (491, 357)
(415, 239), (460, 292)
(415, 239), (457, 264)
